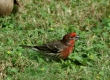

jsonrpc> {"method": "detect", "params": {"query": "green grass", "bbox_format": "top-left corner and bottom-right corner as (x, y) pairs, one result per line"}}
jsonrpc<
(0, 0), (110, 80)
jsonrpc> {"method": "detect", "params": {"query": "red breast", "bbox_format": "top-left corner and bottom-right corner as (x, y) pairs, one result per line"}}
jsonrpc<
(59, 46), (74, 59)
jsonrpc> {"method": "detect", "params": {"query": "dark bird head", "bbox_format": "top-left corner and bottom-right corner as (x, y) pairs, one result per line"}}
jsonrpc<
(61, 32), (79, 46)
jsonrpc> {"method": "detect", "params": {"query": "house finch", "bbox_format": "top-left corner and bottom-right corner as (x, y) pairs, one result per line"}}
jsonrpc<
(20, 32), (79, 60)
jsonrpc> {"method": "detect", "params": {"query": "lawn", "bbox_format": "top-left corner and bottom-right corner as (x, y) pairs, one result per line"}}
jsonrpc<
(0, 0), (110, 80)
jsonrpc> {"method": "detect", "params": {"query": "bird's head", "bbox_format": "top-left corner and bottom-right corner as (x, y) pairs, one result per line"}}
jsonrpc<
(61, 32), (79, 46)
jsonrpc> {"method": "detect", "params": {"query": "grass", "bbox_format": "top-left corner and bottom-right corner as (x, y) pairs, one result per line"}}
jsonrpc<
(0, 0), (110, 80)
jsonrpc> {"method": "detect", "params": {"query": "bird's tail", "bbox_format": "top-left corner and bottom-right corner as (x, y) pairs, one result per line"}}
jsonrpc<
(20, 45), (38, 51)
(20, 45), (33, 48)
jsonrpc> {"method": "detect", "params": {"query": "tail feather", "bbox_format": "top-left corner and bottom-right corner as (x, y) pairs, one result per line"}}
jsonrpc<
(20, 45), (33, 48)
(20, 45), (38, 51)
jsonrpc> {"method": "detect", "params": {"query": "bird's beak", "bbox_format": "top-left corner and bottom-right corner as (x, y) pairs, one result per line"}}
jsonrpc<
(75, 36), (80, 40)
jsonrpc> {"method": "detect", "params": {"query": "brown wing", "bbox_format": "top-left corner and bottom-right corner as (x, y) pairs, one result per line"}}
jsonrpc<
(33, 40), (67, 53)
(20, 41), (67, 57)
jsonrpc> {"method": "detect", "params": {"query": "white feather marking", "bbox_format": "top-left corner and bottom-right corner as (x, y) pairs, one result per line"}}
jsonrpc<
(32, 48), (38, 51)
(45, 52), (60, 57)
(47, 44), (51, 49)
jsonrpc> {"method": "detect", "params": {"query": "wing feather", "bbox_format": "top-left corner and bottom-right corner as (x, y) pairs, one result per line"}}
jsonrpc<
(34, 41), (67, 53)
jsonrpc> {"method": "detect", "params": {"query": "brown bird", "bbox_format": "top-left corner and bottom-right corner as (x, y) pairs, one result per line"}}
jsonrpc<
(20, 32), (79, 60)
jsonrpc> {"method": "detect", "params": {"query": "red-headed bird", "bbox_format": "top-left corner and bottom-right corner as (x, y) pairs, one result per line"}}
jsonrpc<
(20, 32), (79, 60)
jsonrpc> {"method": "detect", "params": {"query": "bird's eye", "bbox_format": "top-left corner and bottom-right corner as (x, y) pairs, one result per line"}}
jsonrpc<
(70, 36), (74, 38)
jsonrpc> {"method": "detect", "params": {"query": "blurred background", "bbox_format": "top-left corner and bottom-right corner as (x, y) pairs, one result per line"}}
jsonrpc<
(0, 0), (110, 80)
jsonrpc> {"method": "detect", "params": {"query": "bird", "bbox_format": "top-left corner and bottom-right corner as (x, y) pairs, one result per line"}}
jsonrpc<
(20, 32), (79, 60)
